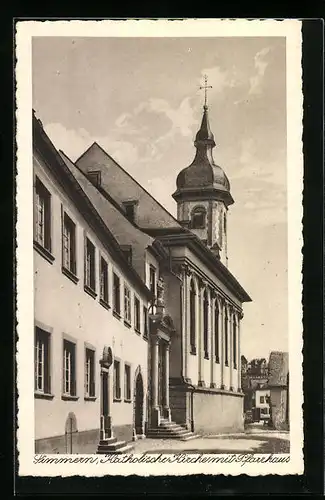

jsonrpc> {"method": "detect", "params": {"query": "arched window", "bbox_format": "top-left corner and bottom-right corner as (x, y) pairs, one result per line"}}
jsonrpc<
(203, 289), (209, 359)
(224, 213), (227, 236)
(214, 301), (220, 363)
(191, 206), (206, 229)
(224, 308), (229, 366)
(233, 316), (237, 369)
(189, 279), (196, 355)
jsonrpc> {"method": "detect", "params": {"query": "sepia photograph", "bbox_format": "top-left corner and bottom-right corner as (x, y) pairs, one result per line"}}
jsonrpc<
(16, 19), (303, 477)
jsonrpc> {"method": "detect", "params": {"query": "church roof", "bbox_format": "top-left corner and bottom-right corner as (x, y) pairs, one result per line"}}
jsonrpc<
(173, 106), (233, 206)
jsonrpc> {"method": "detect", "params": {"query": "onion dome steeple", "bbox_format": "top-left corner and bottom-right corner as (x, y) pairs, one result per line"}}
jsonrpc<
(172, 76), (233, 207)
(172, 75), (234, 267)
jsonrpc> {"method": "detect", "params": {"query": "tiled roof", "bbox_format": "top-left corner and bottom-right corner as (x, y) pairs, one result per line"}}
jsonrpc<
(268, 351), (289, 387)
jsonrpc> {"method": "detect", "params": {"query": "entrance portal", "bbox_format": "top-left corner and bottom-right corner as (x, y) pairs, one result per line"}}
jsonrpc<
(134, 370), (144, 437)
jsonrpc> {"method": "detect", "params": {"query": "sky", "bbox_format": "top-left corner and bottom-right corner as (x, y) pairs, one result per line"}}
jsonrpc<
(32, 36), (288, 360)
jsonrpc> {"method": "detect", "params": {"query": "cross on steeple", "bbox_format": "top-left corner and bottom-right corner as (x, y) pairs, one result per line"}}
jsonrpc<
(200, 74), (212, 109)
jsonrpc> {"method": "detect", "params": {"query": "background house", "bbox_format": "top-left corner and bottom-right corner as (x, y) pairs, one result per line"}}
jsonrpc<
(268, 351), (289, 430)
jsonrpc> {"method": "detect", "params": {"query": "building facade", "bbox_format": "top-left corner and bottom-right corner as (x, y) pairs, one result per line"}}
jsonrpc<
(33, 95), (251, 452)
(33, 115), (153, 454)
(74, 100), (251, 435)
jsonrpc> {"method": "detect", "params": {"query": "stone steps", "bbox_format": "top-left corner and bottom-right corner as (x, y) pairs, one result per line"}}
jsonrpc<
(147, 418), (201, 441)
(97, 436), (134, 454)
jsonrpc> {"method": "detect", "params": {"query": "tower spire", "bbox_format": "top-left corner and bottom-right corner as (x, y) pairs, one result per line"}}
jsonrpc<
(199, 74), (212, 109)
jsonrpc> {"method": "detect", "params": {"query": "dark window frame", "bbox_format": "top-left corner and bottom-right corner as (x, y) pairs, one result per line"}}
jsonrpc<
(191, 206), (206, 229)
(63, 339), (77, 398)
(214, 301), (220, 363)
(124, 363), (131, 401)
(62, 210), (77, 277)
(34, 176), (52, 253)
(34, 327), (51, 395)
(113, 273), (121, 317)
(113, 359), (121, 401)
(84, 237), (96, 293)
(134, 296), (141, 332)
(85, 347), (96, 399)
(203, 290), (209, 359)
(100, 256), (109, 305)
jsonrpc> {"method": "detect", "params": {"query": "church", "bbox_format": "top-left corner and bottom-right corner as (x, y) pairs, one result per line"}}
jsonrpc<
(33, 85), (251, 453)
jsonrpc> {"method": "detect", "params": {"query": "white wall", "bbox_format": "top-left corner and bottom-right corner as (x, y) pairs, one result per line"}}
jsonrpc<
(34, 155), (149, 440)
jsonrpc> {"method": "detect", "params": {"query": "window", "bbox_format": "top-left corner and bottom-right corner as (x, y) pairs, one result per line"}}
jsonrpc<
(134, 297), (141, 332)
(85, 238), (96, 292)
(233, 316), (237, 369)
(191, 206), (206, 229)
(224, 309), (229, 366)
(214, 301), (220, 363)
(87, 171), (101, 187)
(85, 348), (95, 398)
(189, 279), (196, 354)
(113, 273), (121, 316)
(224, 213), (227, 235)
(122, 200), (138, 223)
(203, 290), (209, 359)
(124, 364), (131, 401)
(124, 285), (131, 324)
(149, 266), (156, 296)
(34, 177), (51, 252)
(34, 328), (51, 394)
(143, 306), (149, 339)
(62, 212), (76, 275)
(113, 360), (121, 400)
(100, 257), (109, 304)
(260, 396), (265, 404)
(63, 340), (76, 397)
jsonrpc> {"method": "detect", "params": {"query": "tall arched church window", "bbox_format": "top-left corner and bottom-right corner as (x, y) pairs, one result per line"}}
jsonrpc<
(203, 289), (209, 359)
(224, 308), (229, 366)
(191, 206), (206, 229)
(233, 316), (237, 369)
(189, 279), (196, 355)
(214, 300), (220, 363)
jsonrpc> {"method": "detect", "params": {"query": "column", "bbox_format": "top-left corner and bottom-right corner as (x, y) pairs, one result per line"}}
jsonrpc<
(151, 336), (160, 426)
(237, 312), (242, 392)
(163, 342), (171, 421)
(181, 264), (190, 382)
(210, 293), (216, 388)
(220, 298), (225, 390)
(229, 307), (234, 391)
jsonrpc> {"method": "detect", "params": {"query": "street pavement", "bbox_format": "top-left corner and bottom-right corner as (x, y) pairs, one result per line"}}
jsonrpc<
(131, 424), (290, 455)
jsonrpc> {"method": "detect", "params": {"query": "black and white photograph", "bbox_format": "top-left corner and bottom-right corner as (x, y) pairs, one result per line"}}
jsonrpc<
(16, 19), (303, 477)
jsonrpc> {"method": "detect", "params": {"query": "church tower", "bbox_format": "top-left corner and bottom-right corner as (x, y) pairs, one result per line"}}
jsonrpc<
(172, 76), (234, 267)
